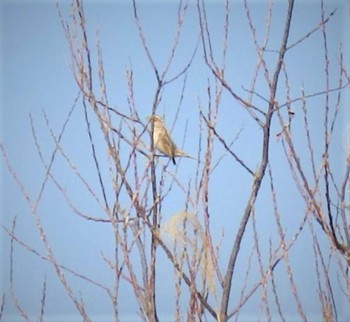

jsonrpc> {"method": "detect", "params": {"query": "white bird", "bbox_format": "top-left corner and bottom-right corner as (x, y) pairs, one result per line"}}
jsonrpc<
(148, 115), (195, 165)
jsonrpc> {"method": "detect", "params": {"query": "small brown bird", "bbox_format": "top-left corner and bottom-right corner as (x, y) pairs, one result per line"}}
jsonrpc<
(148, 115), (194, 165)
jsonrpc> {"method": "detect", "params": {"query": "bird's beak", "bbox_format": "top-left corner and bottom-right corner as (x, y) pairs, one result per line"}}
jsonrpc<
(148, 115), (156, 123)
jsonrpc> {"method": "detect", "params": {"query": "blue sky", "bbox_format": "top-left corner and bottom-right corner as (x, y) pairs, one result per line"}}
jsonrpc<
(1, 0), (350, 321)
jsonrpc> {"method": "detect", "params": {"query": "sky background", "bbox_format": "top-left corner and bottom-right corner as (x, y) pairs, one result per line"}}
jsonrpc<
(1, 0), (350, 321)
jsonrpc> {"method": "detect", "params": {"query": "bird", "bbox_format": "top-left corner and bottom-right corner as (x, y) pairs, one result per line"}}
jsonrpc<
(148, 114), (194, 165)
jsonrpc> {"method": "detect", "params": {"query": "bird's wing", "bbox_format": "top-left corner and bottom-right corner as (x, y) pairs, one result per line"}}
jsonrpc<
(157, 127), (176, 157)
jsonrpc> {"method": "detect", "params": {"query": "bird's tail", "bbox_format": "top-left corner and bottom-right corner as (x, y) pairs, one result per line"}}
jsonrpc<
(174, 149), (196, 161)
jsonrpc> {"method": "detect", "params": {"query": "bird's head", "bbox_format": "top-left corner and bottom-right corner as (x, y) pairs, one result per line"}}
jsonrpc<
(148, 115), (163, 124)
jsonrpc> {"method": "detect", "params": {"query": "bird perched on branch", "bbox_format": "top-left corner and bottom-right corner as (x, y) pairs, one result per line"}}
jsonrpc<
(148, 114), (195, 165)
